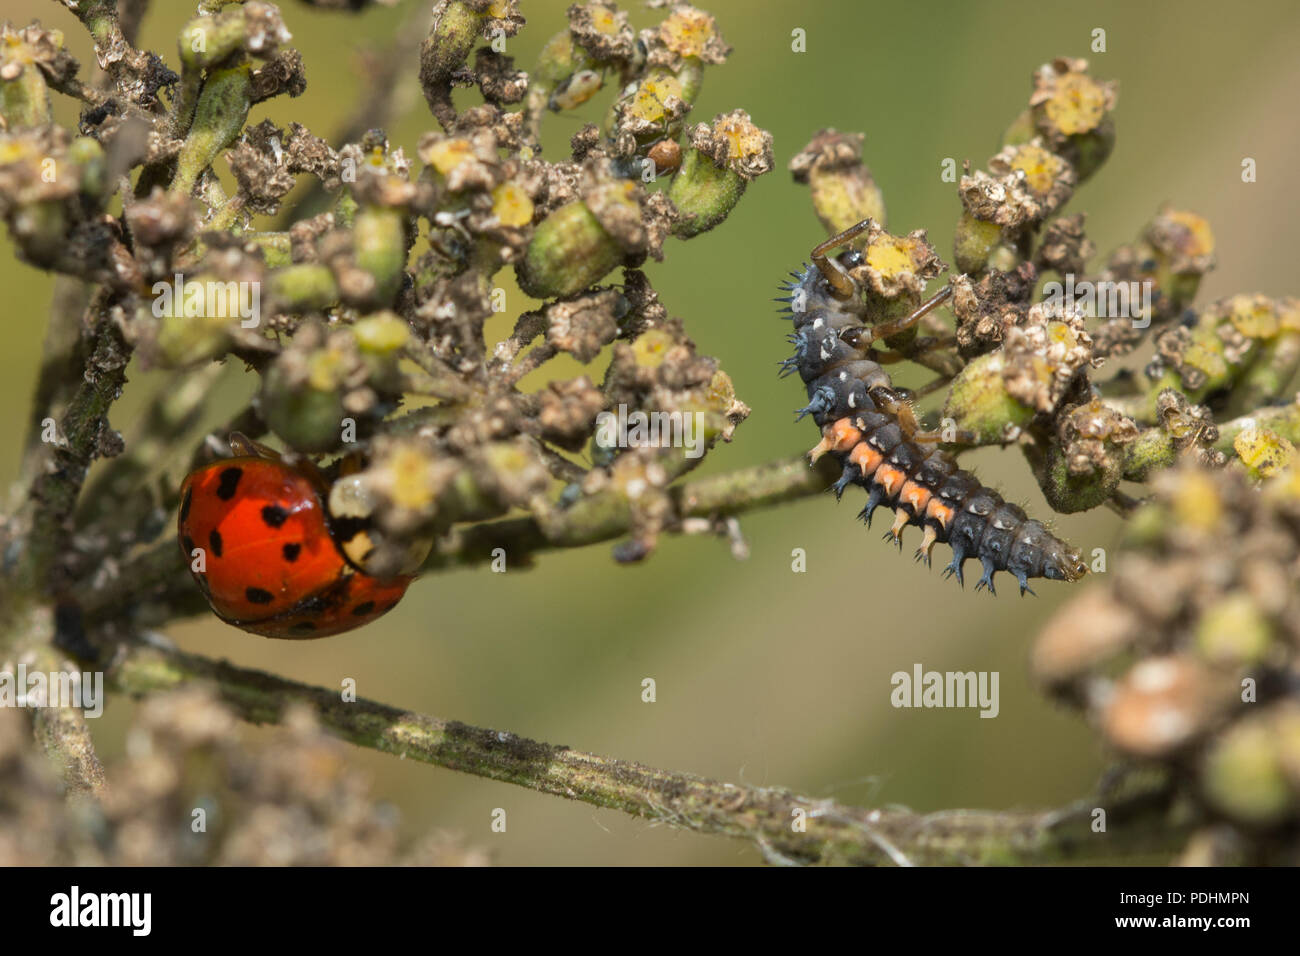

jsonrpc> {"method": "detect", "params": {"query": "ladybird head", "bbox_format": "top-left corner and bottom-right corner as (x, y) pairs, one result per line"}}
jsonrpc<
(326, 473), (431, 579)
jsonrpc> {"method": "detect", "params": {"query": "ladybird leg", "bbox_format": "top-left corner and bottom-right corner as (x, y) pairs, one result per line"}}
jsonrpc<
(1015, 569), (1036, 597)
(810, 219), (877, 301)
(859, 284), (954, 343)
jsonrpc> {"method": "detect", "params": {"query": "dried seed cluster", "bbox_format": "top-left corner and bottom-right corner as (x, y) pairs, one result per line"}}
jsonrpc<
(0, 687), (486, 865)
(0, 0), (772, 602)
(1035, 462), (1300, 862)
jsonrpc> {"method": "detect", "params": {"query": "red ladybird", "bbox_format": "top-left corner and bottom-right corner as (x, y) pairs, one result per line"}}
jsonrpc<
(178, 434), (412, 639)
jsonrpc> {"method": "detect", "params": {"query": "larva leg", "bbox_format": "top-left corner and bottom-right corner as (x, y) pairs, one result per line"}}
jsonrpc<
(914, 525), (938, 566)
(911, 428), (981, 446)
(870, 388), (970, 445)
(810, 219), (877, 301)
(910, 374), (954, 400)
(858, 284), (954, 344)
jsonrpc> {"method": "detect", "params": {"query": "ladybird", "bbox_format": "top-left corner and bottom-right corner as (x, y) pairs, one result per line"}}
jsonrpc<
(178, 434), (414, 639)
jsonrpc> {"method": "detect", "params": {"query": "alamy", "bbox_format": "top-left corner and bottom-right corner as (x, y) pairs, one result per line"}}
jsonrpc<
(1042, 274), (1152, 328)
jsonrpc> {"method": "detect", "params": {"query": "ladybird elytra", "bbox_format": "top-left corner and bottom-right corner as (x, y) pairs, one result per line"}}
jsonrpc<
(178, 441), (414, 639)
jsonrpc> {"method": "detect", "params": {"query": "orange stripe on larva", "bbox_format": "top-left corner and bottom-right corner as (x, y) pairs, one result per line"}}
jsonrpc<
(925, 499), (955, 529)
(900, 480), (931, 514)
(828, 417), (863, 452)
(874, 465), (906, 497)
(848, 443), (882, 476)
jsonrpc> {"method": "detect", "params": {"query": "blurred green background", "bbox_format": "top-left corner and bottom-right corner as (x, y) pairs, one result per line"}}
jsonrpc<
(3, 0), (1298, 864)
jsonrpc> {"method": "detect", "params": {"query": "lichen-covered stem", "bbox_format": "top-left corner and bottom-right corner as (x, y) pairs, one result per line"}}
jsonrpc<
(0, 605), (106, 801)
(106, 640), (1183, 865)
(19, 315), (131, 592)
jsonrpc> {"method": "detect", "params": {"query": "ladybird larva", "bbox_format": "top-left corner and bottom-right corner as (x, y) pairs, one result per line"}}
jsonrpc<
(776, 227), (1086, 595)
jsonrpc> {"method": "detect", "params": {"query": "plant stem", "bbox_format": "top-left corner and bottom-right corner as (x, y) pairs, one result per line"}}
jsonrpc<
(107, 640), (1183, 865)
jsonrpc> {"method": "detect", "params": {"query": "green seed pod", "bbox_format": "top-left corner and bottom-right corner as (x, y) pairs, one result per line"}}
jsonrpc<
(172, 62), (252, 196)
(654, 5), (729, 101)
(1196, 591), (1274, 666)
(516, 182), (639, 298)
(156, 311), (230, 367)
(789, 131), (887, 238)
(267, 263), (340, 312)
(534, 31), (595, 89)
(0, 26), (56, 128)
(1203, 714), (1296, 827)
(1105, 209), (1215, 326)
(68, 137), (106, 199)
(1145, 300), (1264, 416)
(419, 0), (489, 123)
(152, 273), (247, 366)
(670, 111), (772, 239)
(1233, 426), (1296, 480)
(1041, 397), (1138, 513)
(942, 352), (1035, 445)
(668, 145), (742, 239)
(1040, 439), (1123, 513)
(1027, 58), (1117, 184)
(953, 212), (1004, 275)
(354, 311), (411, 391)
(352, 206), (407, 307)
(1121, 427), (1178, 483)
(260, 339), (352, 454)
(179, 7), (251, 71)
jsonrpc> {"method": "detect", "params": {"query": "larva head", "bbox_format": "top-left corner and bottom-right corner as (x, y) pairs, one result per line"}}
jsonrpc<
(1008, 521), (1087, 585)
(1042, 543), (1088, 583)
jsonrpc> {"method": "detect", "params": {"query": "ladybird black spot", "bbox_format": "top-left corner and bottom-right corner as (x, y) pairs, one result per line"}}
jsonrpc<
(282, 542), (301, 563)
(351, 601), (376, 617)
(180, 487), (192, 523)
(299, 594), (331, 615)
(289, 621), (316, 633)
(216, 467), (243, 500)
(208, 529), (223, 557)
(182, 535), (196, 556)
(261, 504), (289, 528)
(378, 602), (397, 614)
(245, 587), (275, 604)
